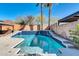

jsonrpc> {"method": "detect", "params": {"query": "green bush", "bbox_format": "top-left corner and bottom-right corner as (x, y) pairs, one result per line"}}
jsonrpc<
(69, 24), (79, 45)
(76, 24), (79, 31)
(73, 36), (79, 44)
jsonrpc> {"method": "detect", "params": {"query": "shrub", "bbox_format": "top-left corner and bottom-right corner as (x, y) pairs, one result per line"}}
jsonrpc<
(76, 24), (79, 31)
(69, 24), (79, 45)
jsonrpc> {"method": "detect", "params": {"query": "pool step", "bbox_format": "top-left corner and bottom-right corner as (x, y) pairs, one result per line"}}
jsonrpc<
(63, 41), (73, 44)
(62, 42), (74, 48)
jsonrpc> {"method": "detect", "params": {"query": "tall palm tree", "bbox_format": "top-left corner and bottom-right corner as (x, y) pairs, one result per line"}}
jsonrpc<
(44, 3), (52, 30)
(36, 15), (45, 30)
(36, 3), (43, 30)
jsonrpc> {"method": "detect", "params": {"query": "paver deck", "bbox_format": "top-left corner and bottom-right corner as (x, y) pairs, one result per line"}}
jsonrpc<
(0, 48), (20, 56)
(59, 48), (79, 56)
(0, 31), (24, 56)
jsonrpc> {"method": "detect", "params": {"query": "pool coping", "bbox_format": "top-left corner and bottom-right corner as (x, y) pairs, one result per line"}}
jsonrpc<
(10, 38), (24, 48)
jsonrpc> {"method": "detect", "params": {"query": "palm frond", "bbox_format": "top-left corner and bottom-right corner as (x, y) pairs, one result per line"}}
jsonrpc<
(43, 3), (52, 7)
(36, 3), (40, 6)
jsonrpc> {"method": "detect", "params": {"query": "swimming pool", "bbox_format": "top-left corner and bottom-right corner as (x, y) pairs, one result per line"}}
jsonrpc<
(13, 31), (65, 55)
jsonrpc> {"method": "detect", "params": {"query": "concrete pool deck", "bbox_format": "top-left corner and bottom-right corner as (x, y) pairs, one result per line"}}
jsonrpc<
(0, 47), (20, 56)
(0, 31), (24, 56)
(59, 48), (79, 56)
(0, 37), (24, 48)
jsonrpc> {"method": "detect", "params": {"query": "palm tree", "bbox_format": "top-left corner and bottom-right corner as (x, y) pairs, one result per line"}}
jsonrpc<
(44, 3), (52, 30)
(36, 3), (43, 30)
(36, 15), (45, 30)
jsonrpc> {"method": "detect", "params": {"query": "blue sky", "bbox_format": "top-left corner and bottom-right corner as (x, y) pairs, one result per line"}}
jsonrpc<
(0, 3), (79, 20)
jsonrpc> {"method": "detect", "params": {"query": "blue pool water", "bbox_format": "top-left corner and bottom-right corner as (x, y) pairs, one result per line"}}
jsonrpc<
(14, 35), (35, 46)
(13, 31), (64, 55)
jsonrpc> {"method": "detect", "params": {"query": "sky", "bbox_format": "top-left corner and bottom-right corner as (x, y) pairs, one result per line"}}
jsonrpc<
(0, 3), (79, 20)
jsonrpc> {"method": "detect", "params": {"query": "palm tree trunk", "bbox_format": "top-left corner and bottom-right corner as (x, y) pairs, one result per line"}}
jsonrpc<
(48, 5), (51, 30)
(12, 25), (14, 31)
(41, 3), (43, 30)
